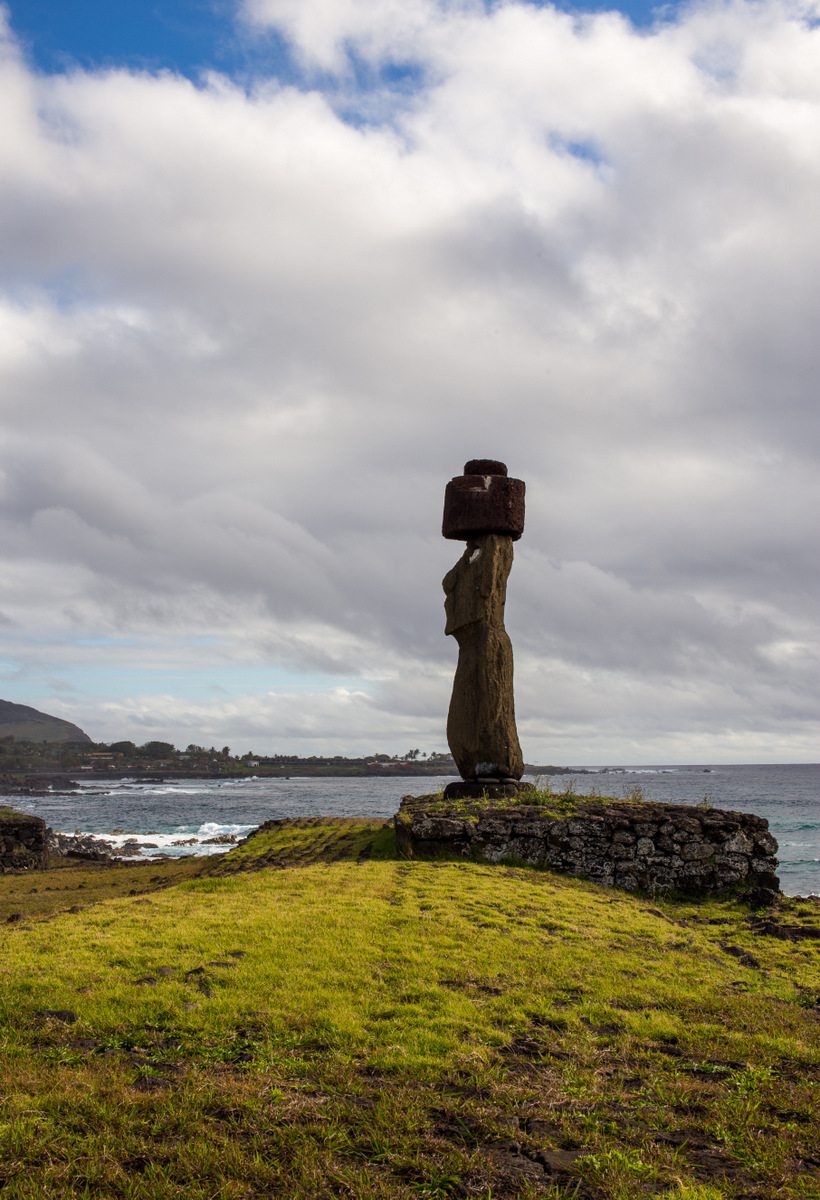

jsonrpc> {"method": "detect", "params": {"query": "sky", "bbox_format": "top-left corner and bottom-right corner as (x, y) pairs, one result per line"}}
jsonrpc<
(0, 0), (819, 763)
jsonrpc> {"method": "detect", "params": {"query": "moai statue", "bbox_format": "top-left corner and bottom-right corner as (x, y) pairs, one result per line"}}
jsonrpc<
(442, 460), (525, 799)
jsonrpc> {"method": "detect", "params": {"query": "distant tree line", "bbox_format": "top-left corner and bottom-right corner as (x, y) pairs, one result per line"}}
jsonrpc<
(0, 736), (457, 778)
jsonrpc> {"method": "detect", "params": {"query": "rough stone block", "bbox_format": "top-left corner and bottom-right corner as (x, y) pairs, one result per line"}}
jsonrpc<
(653, 835), (676, 853)
(476, 818), (513, 838)
(615, 872), (639, 890)
(713, 852), (750, 872)
(723, 830), (755, 855)
(613, 852), (637, 871)
(681, 841), (715, 861)
(681, 860), (713, 877)
(612, 845), (636, 862)
(414, 817), (469, 840)
(481, 837), (545, 866)
(715, 869), (745, 885)
(753, 832), (778, 856)
(613, 830), (636, 844)
(512, 818), (557, 837)
(700, 813), (739, 831)
(672, 817), (703, 835)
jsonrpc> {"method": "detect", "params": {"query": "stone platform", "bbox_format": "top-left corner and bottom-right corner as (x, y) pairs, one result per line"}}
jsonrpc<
(394, 794), (780, 905)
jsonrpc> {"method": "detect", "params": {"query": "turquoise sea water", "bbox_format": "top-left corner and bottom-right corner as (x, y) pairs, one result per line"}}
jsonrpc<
(5, 763), (819, 896)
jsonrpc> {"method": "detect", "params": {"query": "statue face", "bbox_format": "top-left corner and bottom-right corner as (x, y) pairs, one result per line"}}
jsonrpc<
(443, 562), (460, 631)
(443, 540), (485, 635)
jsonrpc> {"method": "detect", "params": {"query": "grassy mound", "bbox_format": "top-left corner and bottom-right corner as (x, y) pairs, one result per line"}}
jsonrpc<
(0, 804), (34, 821)
(202, 816), (394, 875)
(0, 821), (819, 1198)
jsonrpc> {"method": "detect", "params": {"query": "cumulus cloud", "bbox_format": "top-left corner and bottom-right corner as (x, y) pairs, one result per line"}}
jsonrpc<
(241, 0), (452, 73)
(0, 0), (819, 759)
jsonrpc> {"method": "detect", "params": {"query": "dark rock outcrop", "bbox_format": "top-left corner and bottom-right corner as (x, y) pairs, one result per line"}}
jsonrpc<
(395, 795), (780, 904)
(47, 829), (114, 862)
(0, 809), (49, 872)
(1, 774), (82, 795)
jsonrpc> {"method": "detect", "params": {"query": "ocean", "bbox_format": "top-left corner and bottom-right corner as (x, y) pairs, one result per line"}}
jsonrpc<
(4, 763), (819, 896)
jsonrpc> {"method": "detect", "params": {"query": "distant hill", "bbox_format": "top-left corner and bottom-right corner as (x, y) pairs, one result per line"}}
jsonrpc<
(0, 700), (92, 744)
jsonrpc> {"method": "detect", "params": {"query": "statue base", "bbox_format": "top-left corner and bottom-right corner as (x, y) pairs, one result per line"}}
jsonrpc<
(443, 779), (523, 800)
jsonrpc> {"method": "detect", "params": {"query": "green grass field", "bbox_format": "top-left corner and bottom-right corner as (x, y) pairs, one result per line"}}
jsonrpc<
(1, 818), (819, 1198)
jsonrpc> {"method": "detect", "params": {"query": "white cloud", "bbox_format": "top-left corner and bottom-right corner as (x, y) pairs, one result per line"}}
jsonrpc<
(240, 0), (472, 74)
(0, 1), (819, 759)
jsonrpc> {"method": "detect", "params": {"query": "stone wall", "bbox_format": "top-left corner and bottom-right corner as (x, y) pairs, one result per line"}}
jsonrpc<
(395, 796), (780, 905)
(0, 809), (49, 872)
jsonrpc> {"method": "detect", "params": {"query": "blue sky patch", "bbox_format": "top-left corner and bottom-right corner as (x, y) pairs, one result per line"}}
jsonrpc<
(9, 0), (680, 85)
(8, 0), (293, 81)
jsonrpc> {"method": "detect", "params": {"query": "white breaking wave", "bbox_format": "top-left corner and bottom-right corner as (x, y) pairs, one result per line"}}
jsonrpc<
(69, 820), (257, 859)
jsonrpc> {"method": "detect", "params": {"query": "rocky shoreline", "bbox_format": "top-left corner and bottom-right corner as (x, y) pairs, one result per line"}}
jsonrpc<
(45, 829), (239, 863)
